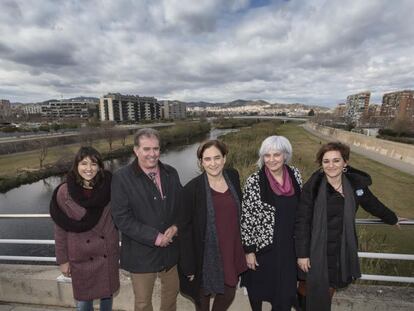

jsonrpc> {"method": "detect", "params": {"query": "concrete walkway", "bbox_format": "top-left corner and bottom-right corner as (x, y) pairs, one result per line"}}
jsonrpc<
(0, 304), (71, 311)
(302, 123), (414, 176)
(1, 283), (414, 311)
(1, 263), (414, 311)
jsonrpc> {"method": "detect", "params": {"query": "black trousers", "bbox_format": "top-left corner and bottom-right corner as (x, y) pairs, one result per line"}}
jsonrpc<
(196, 285), (236, 311)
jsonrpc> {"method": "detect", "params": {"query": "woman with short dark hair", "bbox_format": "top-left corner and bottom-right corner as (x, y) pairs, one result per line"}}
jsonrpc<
(179, 139), (247, 311)
(295, 141), (402, 311)
(50, 146), (120, 311)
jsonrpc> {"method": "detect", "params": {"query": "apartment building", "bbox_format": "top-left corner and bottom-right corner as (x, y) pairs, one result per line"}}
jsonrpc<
(333, 103), (346, 117)
(380, 90), (414, 121)
(40, 100), (90, 119)
(21, 103), (42, 115)
(0, 99), (12, 118)
(160, 100), (187, 119)
(99, 93), (160, 122)
(345, 91), (370, 124)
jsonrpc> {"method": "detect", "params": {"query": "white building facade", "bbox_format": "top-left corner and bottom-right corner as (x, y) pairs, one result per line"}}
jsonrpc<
(99, 93), (160, 122)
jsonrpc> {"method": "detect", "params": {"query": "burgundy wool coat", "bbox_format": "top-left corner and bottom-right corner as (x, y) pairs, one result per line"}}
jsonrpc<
(54, 183), (120, 301)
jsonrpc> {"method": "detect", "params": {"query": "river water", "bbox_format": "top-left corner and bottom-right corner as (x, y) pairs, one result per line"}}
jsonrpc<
(0, 129), (235, 260)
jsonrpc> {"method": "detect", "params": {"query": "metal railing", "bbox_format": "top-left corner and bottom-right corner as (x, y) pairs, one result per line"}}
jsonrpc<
(0, 215), (413, 283)
(355, 218), (414, 283)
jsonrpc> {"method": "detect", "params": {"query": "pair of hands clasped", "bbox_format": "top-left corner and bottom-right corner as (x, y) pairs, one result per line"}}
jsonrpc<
(158, 225), (178, 247)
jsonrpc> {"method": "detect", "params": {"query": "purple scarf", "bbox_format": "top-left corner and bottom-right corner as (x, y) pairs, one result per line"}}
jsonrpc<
(265, 165), (294, 196)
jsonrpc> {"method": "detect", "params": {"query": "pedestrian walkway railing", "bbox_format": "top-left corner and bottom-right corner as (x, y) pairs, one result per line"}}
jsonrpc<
(0, 215), (413, 283)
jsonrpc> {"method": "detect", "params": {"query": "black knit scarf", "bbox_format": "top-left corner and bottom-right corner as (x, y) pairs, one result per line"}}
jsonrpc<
(49, 170), (111, 233)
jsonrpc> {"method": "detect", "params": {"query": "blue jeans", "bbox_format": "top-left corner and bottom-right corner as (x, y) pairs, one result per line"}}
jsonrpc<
(76, 297), (113, 311)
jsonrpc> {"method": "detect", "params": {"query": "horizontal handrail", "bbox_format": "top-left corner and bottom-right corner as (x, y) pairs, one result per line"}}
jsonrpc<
(356, 219), (414, 225)
(1, 254), (413, 284)
(361, 274), (414, 283)
(1, 214), (413, 225)
(0, 248), (412, 260)
(0, 239), (55, 244)
(0, 218), (413, 284)
(0, 214), (51, 218)
(0, 256), (56, 262)
(1, 240), (412, 260)
(358, 252), (414, 260)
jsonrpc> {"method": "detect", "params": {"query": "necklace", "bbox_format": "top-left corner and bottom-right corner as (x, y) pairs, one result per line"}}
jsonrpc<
(330, 182), (342, 192)
(208, 175), (227, 192)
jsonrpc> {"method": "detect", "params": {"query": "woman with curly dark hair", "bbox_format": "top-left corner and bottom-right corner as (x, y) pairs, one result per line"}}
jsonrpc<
(295, 142), (402, 311)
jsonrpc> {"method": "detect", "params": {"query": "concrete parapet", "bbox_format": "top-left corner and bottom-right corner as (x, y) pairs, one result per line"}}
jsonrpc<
(306, 123), (414, 166)
(0, 264), (413, 310)
(0, 264), (252, 310)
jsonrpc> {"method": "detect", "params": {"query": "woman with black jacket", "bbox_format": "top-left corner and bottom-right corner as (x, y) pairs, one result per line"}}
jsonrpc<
(295, 141), (401, 311)
(179, 139), (247, 311)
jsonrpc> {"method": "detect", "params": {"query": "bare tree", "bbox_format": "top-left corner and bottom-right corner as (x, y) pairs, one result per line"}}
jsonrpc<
(101, 121), (116, 151)
(34, 140), (49, 168)
(118, 129), (129, 147)
(79, 125), (96, 146)
(391, 116), (411, 137)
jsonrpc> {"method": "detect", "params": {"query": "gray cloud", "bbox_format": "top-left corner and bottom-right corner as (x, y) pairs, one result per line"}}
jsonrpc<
(11, 48), (77, 68)
(0, 42), (13, 55)
(0, 0), (413, 105)
(0, 0), (22, 22)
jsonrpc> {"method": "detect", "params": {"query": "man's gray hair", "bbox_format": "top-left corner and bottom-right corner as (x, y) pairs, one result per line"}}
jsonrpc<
(257, 135), (293, 168)
(134, 128), (160, 146)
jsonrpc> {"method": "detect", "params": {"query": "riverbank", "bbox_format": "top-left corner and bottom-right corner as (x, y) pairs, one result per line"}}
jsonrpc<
(0, 122), (210, 192)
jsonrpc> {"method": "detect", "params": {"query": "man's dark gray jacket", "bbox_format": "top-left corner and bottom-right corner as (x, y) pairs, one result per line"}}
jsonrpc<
(111, 158), (182, 273)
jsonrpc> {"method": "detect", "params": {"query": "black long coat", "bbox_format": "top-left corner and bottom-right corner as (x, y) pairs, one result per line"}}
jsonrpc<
(295, 166), (398, 311)
(178, 168), (243, 304)
(295, 166), (398, 261)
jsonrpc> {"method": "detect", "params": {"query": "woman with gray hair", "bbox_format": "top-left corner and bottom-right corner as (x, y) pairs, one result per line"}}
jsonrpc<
(241, 135), (302, 311)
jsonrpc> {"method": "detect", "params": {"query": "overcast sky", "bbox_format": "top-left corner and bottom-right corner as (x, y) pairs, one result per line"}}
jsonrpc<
(0, 0), (413, 106)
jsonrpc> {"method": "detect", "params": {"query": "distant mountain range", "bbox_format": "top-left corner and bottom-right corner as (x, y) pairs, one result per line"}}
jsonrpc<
(39, 96), (100, 104)
(11, 96), (100, 105)
(12, 96), (328, 111)
(183, 99), (329, 111)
